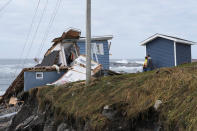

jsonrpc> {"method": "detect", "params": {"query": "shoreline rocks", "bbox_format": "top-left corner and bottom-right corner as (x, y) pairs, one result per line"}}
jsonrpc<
(0, 105), (22, 131)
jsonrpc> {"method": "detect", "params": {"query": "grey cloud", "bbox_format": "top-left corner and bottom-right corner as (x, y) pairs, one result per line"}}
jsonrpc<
(0, 0), (197, 59)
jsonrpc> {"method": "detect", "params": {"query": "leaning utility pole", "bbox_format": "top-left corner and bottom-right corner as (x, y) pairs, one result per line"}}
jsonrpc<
(86, 0), (91, 85)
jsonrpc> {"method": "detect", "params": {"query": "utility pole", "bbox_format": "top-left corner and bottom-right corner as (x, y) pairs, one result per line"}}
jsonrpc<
(86, 0), (91, 85)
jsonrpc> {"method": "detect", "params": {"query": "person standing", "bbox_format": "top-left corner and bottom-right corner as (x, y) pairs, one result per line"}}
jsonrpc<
(147, 54), (154, 71)
(143, 56), (148, 72)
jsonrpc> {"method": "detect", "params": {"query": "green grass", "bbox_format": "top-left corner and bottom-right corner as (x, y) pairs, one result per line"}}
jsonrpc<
(32, 62), (197, 130)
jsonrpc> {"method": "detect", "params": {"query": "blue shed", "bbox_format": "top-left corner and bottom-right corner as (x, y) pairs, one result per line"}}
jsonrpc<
(141, 34), (196, 68)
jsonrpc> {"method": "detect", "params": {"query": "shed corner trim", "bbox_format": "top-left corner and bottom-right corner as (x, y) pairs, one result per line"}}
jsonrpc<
(174, 41), (177, 66)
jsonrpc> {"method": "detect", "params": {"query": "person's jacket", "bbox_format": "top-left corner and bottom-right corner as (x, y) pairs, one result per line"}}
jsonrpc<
(143, 59), (148, 68)
(147, 57), (154, 70)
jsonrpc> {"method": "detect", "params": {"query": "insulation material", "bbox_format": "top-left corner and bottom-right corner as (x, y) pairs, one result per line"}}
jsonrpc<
(73, 55), (100, 70)
(52, 55), (101, 85)
(52, 68), (86, 86)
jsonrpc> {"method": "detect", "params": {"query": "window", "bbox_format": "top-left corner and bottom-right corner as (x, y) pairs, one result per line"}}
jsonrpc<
(93, 43), (104, 55)
(96, 44), (104, 55)
(36, 72), (43, 79)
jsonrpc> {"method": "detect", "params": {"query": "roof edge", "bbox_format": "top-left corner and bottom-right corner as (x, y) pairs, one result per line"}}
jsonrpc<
(78, 35), (113, 42)
(140, 34), (196, 46)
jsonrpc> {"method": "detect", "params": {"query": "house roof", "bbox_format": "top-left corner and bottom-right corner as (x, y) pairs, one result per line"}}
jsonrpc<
(52, 28), (81, 43)
(24, 66), (68, 72)
(76, 35), (113, 42)
(140, 34), (196, 46)
(44, 29), (113, 57)
(36, 51), (60, 67)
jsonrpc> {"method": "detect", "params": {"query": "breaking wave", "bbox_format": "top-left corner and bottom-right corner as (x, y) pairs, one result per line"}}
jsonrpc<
(0, 59), (36, 92)
(115, 59), (129, 64)
(110, 66), (143, 74)
(110, 59), (143, 73)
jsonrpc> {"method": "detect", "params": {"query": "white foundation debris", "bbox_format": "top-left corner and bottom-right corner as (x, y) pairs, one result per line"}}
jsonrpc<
(154, 100), (162, 110)
(52, 55), (101, 85)
(52, 65), (60, 74)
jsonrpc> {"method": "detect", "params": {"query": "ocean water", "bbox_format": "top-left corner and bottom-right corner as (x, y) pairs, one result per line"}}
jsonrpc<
(0, 59), (143, 96)
(0, 59), (36, 96)
(110, 59), (143, 73)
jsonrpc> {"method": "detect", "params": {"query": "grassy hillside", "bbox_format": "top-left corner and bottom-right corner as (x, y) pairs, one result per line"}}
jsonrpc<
(34, 62), (197, 130)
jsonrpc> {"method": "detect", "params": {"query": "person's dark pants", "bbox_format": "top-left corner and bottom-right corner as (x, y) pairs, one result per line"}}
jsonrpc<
(143, 68), (147, 72)
(147, 68), (152, 71)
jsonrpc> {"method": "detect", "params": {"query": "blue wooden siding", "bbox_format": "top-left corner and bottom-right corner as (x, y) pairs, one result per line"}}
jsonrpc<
(24, 71), (66, 91)
(176, 43), (191, 65)
(77, 40), (109, 70)
(146, 38), (175, 68)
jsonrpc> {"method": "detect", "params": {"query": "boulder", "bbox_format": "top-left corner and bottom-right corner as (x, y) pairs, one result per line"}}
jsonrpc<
(102, 105), (117, 120)
(154, 100), (162, 110)
(57, 123), (68, 131)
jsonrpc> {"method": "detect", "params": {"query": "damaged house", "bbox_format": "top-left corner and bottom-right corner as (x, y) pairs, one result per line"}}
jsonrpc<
(25, 28), (113, 90)
(2, 28), (113, 101)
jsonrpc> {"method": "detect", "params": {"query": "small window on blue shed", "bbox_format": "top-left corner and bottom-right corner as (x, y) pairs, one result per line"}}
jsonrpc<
(94, 43), (104, 55)
(36, 72), (43, 80)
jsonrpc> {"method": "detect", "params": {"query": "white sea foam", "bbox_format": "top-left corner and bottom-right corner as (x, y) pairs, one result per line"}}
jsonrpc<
(135, 61), (144, 65)
(110, 66), (143, 73)
(111, 59), (144, 73)
(0, 63), (35, 74)
(115, 59), (129, 64)
(0, 60), (36, 92)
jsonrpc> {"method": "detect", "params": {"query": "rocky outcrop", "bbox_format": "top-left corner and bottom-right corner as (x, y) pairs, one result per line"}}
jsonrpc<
(0, 103), (22, 131)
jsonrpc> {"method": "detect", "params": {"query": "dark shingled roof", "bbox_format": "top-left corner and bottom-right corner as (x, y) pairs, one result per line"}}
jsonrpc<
(36, 51), (60, 67)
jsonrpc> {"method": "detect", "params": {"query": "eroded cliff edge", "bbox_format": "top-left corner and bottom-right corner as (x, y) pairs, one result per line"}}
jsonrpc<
(3, 63), (197, 131)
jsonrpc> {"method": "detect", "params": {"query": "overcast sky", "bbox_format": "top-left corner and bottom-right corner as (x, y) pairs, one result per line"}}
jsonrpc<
(0, 0), (197, 59)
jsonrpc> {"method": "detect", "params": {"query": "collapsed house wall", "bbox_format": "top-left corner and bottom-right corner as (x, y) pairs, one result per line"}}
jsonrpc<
(52, 55), (102, 85)
(44, 28), (112, 70)
(77, 40), (110, 70)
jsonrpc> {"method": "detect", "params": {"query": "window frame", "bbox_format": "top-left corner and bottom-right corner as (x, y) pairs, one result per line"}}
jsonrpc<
(95, 43), (104, 55)
(36, 72), (44, 80)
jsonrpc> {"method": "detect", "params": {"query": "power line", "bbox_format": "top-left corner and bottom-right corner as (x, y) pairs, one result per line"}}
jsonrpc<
(0, 0), (13, 18)
(14, 0), (41, 77)
(0, 0), (12, 13)
(36, 0), (62, 59)
(23, 0), (49, 63)
(12, 0), (45, 97)
(11, 0), (60, 98)
(36, 0), (61, 58)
